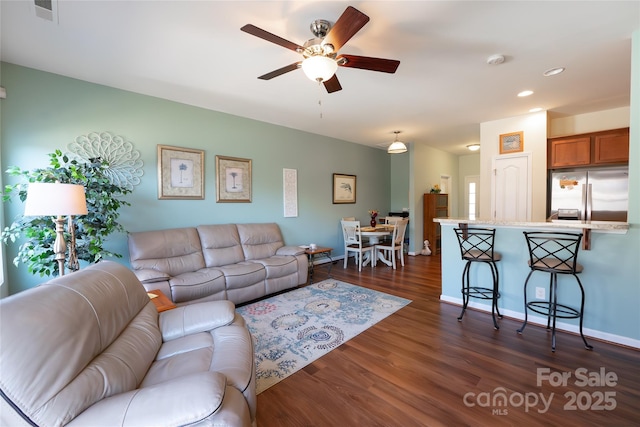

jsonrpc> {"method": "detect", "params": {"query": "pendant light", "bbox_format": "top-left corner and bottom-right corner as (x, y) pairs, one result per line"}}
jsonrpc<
(388, 131), (407, 154)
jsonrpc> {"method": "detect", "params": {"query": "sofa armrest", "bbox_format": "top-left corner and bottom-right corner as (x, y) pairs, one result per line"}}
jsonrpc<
(133, 268), (171, 284)
(67, 372), (226, 427)
(160, 300), (236, 341)
(277, 245), (306, 256)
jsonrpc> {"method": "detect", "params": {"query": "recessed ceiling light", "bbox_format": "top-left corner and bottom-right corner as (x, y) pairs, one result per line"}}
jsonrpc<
(518, 90), (534, 97)
(543, 67), (565, 77)
(529, 107), (543, 113)
(467, 144), (480, 151)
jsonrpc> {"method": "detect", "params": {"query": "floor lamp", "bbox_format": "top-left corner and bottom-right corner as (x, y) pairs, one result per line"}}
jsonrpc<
(24, 183), (88, 276)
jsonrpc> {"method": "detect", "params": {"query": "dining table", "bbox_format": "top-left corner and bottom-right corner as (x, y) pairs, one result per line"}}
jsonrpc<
(360, 225), (394, 267)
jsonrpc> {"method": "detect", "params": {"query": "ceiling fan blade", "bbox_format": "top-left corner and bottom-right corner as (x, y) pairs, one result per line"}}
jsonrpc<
(323, 75), (342, 93)
(338, 54), (400, 73)
(241, 24), (303, 52)
(322, 6), (370, 52)
(258, 62), (301, 80)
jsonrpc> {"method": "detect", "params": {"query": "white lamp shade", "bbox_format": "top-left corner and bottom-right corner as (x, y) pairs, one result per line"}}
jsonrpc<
(301, 56), (338, 82)
(387, 141), (408, 154)
(24, 183), (88, 216)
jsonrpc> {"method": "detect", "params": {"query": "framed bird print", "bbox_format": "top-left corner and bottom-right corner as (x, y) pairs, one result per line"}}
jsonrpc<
(333, 173), (356, 204)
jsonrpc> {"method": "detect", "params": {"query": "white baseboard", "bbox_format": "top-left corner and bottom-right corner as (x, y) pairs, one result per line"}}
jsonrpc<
(440, 295), (640, 349)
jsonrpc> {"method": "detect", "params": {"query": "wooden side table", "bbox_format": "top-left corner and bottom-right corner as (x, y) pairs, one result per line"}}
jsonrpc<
(305, 247), (333, 283)
(147, 289), (177, 312)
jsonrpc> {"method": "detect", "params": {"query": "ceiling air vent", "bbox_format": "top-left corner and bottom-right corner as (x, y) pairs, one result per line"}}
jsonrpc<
(34, 0), (57, 22)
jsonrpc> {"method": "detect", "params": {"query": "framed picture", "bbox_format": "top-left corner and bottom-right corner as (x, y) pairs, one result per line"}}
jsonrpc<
(499, 131), (524, 154)
(333, 173), (356, 204)
(216, 155), (252, 202)
(157, 145), (204, 200)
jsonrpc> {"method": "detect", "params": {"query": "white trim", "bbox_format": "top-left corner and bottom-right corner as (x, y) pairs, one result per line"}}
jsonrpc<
(440, 295), (640, 349)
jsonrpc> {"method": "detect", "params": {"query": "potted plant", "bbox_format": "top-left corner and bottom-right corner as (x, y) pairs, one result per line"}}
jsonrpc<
(2, 150), (131, 276)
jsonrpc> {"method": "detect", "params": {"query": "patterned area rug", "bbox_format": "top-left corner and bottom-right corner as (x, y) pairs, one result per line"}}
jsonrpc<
(236, 279), (411, 394)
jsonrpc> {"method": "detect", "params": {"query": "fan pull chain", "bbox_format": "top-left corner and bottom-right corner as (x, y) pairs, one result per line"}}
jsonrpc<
(317, 80), (324, 119)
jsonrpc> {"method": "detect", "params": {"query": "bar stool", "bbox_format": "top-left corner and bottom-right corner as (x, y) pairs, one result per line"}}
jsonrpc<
(517, 231), (593, 352)
(454, 227), (502, 329)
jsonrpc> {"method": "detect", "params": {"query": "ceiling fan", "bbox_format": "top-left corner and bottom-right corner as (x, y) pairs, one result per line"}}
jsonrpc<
(241, 6), (400, 93)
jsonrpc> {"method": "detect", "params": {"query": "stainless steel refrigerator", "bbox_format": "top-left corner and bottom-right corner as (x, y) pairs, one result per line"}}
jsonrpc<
(548, 166), (629, 222)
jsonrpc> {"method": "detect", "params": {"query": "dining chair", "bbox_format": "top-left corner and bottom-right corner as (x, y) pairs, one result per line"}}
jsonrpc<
(375, 219), (408, 269)
(342, 216), (371, 243)
(340, 220), (375, 272)
(384, 216), (402, 224)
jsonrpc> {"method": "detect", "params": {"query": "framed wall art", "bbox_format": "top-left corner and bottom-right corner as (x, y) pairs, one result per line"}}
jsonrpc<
(157, 145), (204, 200)
(499, 131), (524, 154)
(216, 155), (252, 202)
(333, 173), (356, 204)
(283, 168), (298, 217)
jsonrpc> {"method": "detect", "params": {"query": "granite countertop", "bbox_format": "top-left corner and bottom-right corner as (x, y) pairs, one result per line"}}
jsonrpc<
(434, 217), (629, 231)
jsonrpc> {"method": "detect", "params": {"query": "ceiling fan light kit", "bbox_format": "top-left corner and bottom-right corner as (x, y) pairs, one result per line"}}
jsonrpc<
(301, 56), (338, 82)
(241, 6), (400, 94)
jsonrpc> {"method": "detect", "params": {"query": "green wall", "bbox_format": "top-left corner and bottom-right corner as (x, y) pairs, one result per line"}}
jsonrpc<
(390, 149), (409, 213)
(0, 62), (392, 294)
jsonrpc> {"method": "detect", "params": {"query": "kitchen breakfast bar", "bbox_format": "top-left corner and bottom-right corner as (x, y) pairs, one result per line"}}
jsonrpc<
(434, 218), (638, 348)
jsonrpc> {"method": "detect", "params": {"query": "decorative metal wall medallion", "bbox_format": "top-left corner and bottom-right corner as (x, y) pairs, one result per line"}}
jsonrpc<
(68, 132), (144, 190)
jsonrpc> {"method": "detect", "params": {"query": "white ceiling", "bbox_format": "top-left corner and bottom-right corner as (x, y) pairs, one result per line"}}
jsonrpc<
(1, 1), (638, 155)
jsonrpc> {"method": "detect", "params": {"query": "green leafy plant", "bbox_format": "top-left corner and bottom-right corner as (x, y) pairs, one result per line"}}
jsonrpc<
(2, 150), (131, 276)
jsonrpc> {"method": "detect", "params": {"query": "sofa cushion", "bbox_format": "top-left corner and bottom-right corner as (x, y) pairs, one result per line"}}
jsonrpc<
(197, 224), (246, 267)
(68, 372), (232, 427)
(217, 262), (266, 289)
(237, 223), (284, 260)
(168, 267), (226, 303)
(249, 255), (299, 278)
(128, 227), (206, 276)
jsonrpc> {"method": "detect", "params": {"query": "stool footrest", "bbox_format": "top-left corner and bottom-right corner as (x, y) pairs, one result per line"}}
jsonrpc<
(462, 286), (500, 301)
(526, 301), (581, 319)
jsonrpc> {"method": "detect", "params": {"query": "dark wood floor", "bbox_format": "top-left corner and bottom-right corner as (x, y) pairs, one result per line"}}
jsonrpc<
(255, 254), (640, 426)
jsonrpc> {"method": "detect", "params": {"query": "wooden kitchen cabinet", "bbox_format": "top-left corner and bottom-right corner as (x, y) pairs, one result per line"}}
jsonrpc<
(593, 129), (629, 164)
(549, 136), (591, 168)
(548, 128), (629, 169)
(423, 193), (448, 254)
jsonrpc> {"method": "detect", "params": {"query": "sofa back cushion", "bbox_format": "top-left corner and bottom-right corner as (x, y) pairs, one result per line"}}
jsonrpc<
(237, 223), (285, 260)
(197, 224), (245, 267)
(128, 227), (205, 276)
(0, 261), (161, 427)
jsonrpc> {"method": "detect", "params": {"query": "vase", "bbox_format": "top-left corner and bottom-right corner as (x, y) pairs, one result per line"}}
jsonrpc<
(370, 217), (377, 228)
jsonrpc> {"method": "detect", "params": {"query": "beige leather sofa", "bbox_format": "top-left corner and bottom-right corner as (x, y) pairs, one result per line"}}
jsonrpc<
(128, 223), (308, 306)
(0, 261), (257, 427)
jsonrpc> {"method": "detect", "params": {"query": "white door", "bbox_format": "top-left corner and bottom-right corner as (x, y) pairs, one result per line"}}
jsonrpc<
(464, 175), (480, 219)
(492, 153), (531, 221)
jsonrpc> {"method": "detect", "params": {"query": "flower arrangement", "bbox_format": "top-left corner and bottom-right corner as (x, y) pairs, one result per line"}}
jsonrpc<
(430, 184), (441, 194)
(368, 209), (379, 227)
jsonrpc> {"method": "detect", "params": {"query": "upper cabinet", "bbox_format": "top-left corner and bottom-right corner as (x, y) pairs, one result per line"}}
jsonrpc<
(548, 136), (591, 168)
(593, 129), (629, 164)
(548, 128), (629, 169)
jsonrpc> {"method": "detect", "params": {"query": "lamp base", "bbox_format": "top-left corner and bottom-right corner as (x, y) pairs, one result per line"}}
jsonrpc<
(53, 216), (67, 276)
